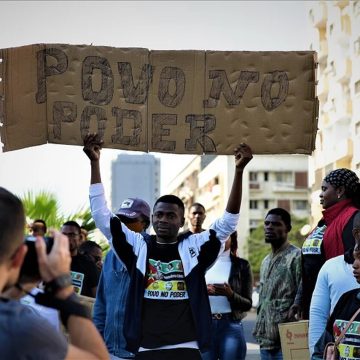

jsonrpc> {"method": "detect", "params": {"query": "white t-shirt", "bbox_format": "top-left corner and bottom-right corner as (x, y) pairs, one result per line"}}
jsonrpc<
(20, 287), (60, 331)
(205, 249), (232, 314)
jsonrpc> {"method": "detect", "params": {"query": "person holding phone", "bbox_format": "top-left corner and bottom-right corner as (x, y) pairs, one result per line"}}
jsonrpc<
(202, 231), (253, 360)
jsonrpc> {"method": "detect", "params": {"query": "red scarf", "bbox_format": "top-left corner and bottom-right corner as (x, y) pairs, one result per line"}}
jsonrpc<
(322, 199), (358, 260)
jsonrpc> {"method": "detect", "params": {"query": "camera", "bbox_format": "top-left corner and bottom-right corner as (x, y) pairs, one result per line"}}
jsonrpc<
(20, 235), (54, 280)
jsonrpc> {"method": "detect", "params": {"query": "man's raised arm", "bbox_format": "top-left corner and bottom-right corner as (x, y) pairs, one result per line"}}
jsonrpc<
(226, 143), (253, 214)
(83, 133), (104, 185)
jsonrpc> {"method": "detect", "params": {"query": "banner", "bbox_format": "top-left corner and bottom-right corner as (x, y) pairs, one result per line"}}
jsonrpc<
(0, 44), (318, 154)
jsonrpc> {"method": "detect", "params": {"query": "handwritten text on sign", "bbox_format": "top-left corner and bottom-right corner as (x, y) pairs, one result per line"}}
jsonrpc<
(0, 45), (318, 154)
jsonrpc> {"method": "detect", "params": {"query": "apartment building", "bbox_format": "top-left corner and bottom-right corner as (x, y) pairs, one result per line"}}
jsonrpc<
(308, 0), (360, 222)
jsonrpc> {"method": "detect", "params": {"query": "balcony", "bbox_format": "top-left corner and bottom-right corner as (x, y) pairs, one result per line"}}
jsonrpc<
(249, 182), (262, 191)
(310, 3), (327, 29)
(336, 98), (352, 122)
(318, 40), (328, 64)
(335, 1), (349, 10)
(336, 58), (352, 84)
(323, 137), (353, 165)
(273, 182), (295, 192)
(317, 77), (329, 103)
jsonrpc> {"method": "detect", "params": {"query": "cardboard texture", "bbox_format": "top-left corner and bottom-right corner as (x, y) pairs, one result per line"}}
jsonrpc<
(278, 320), (310, 360)
(0, 44), (318, 154)
(0, 44), (47, 151)
(148, 50), (206, 154)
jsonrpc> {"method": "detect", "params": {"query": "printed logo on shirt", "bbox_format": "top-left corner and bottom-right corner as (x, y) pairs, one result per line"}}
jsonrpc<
(71, 271), (84, 295)
(189, 247), (196, 258)
(302, 225), (327, 255)
(145, 258), (188, 300)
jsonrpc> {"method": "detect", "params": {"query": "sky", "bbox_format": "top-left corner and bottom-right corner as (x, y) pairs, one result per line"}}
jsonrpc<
(0, 1), (312, 215)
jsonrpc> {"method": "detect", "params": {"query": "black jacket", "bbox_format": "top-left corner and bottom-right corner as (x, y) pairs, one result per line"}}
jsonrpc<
(228, 255), (253, 320)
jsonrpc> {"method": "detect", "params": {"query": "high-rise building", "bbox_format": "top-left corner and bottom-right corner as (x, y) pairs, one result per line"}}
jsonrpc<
(308, 0), (360, 222)
(111, 153), (160, 213)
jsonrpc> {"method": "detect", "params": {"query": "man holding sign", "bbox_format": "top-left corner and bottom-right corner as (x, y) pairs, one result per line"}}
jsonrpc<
(84, 133), (252, 360)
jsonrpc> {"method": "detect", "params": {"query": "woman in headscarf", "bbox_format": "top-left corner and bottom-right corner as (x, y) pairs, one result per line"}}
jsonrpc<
(292, 168), (360, 320)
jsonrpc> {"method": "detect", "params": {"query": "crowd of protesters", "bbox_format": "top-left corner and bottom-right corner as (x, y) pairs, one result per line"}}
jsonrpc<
(1, 133), (360, 360)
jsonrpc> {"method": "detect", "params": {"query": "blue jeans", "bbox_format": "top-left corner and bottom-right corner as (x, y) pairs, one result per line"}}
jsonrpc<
(201, 317), (246, 360)
(260, 348), (283, 360)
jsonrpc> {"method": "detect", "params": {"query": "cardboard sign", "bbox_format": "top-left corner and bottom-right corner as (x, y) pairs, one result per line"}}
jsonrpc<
(0, 44), (318, 154)
(278, 320), (310, 360)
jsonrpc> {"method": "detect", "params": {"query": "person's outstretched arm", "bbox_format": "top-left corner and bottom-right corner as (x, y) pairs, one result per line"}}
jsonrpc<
(83, 133), (113, 241)
(205, 143), (252, 244)
(226, 143), (253, 214)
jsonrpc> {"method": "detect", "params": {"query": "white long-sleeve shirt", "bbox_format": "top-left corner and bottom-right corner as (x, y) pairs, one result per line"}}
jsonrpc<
(309, 254), (360, 355)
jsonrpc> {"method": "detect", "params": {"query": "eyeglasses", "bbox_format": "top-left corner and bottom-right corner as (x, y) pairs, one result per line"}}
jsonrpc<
(92, 255), (102, 262)
(62, 232), (80, 238)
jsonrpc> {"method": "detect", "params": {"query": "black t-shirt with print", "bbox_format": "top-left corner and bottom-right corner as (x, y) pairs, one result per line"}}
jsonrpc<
(141, 242), (197, 349)
(70, 254), (99, 297)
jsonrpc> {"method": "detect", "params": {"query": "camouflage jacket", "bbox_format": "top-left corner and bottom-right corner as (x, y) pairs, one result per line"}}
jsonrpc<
(253, 243), (301, 349)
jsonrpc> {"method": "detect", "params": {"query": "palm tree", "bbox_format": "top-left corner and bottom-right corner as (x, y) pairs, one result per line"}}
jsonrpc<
(21, 190), (96, 234)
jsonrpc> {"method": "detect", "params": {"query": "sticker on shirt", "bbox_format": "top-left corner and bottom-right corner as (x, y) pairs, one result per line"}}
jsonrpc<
(145, 258), (188, 300)
(337, 343), (360, 359)
(334, 319), (360, 337)
(71, 271), (84, 295)
(302, 225), (327, 255)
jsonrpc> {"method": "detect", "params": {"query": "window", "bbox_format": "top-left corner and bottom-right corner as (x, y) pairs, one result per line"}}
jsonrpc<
(356, 121), (360, 135)
(250, 200), (258, 209)
(264, 199), (269, 209)
(295, 172), (308, 188)
(355, 80), (360, 95)
(355, 38), (360, 55)
(249, 172), (258, 181)
(293, 200), (308, 211)
(249, 172), (260, 189)
(264, 172), (269, 181)
(278, 199), (290, 212)
(275, 172), (293, 184)
(354, 1), (360, 16)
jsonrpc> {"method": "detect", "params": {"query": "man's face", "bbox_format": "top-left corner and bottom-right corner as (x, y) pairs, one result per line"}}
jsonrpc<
(352, 225), (360, 283)
(152, 202), (185, 241)
(61, 225), (82, 253)
(31, 222), (46, 236)
(189, 205), (206, 230)
(353, 241), (360, 284)
(88, 247), (103, 271)
(264, 214), (288, 246)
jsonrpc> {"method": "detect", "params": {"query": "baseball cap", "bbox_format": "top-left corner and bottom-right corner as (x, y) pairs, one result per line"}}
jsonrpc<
(116, 198), (151, 219)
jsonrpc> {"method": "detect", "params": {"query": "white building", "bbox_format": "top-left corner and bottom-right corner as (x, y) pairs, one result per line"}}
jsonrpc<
(111, 153), (160, 212)
(308, 0), (360, 222)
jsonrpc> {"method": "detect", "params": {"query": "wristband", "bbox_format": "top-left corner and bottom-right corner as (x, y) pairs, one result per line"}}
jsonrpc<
(44, 274), (72, 295)
(35, 292), (91, 328)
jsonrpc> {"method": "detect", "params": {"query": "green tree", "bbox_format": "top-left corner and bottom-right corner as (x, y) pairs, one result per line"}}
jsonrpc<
(21, 190), (96, 235)
(246, 216), (309, 280)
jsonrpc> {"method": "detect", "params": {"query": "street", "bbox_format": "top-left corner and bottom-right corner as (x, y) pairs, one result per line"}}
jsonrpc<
(243, 309), (260, 359)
